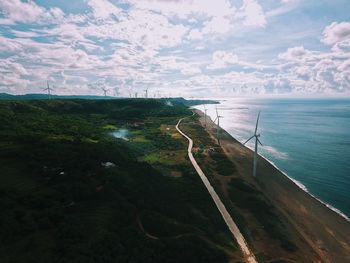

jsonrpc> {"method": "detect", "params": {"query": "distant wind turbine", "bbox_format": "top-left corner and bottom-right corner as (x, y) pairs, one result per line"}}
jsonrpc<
(203, 105), (208, 127)
(144, 88), (148, 98)
(213, 107), (223, 144)
(243, 112), (263, 177)
(43, 80), (54, 99)
(114, 87), (120, 97)
(101, 87), (108, 97)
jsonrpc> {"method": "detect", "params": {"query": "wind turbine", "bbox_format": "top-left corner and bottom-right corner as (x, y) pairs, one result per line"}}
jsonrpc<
(144, 88), (148, 98)
(43, 80), (54, 99)
(203, 105), (208, 127)
(114, 87), (120, 97)
(213, 107), (223, 144)
(243, 112), (263, 177)
(101, 87), (108, 97)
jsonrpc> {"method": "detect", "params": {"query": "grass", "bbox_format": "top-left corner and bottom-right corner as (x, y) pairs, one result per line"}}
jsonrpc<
(143, 150), (187, 166)
(102, 124), (118, 130)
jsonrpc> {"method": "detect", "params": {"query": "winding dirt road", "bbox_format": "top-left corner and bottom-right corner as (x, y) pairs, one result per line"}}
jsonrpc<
(176, 118), (257, 263)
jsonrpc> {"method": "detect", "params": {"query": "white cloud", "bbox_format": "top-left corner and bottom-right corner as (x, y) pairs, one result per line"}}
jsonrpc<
(202, 16), (232, 34)
(1, 1), (349, 96)
(153, 55), (202, 76)
(207, 51), (238, 69)
(83, 10), (188, 51)
(264, 77), (292, 94)
(237, 0), (266, 28)
(11, 30), (40, 38)
(278, 46), (311, 61)
(0, 0), (65, 24)
(277, 40), (350, 94)
(322, 22), (350, 45)
(86, 0), (122, 19)
(126, 0), (236, 19)
(187, 29), (203, 40)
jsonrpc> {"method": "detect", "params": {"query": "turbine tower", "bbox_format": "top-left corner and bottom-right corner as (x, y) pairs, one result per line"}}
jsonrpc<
(243, 112), (263, 177)
(43, 80), (54, 99)
(203, 105), (208, 127)
(213, 107), (223, 144)
(101, 87), (108, 97)
(114, 87), (120, 97)
(144, 88), (148, 98)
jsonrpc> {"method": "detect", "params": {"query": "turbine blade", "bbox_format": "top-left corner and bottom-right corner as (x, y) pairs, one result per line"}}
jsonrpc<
(243, 135), (255, 145)
(255, 111), (261, 134)
(213, 117), (218, 123)
(215, 107), (218, 117)
(257, 138), (263, 146)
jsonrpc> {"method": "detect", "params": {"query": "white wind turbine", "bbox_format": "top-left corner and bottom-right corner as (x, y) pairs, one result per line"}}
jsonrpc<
(243, 112), (263, 177)
(43, 80), (54, 99)
(213, 107), (223, 144)
(203, 105), (208, 127)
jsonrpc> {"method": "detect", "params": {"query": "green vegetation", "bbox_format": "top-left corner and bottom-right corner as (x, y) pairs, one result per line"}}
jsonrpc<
(180, 116), (237, 177)
(0, 99), (237, 263)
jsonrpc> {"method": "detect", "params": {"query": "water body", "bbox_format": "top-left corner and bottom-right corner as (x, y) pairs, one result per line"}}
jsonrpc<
(194, 98), (350, 219)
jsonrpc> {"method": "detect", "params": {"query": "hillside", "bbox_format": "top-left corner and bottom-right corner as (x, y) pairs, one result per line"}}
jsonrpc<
(0, 99), (241, 263)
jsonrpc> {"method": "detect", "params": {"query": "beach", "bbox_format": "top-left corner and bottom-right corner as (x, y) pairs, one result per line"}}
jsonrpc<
(193, 108), (350, 262)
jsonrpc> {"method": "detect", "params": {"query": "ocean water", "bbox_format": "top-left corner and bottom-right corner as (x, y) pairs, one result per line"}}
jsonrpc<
(194, 98), (350, 220)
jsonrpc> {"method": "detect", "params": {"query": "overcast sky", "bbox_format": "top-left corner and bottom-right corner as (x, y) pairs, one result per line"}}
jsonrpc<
(1, 0), (350, 97)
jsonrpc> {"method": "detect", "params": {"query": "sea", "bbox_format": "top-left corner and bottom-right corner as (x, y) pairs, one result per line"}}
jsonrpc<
(193, 98), (350, 220)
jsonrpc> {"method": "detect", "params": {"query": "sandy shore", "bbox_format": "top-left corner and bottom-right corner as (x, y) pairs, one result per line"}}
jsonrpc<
(194, 109), (350, 263)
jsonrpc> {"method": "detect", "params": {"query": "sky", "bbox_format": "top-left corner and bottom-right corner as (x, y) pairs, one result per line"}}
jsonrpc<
(0, 0), (350, 97)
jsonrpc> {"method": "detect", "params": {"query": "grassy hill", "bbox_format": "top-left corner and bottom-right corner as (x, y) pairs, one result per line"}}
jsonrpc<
(0, 99), (240, 263)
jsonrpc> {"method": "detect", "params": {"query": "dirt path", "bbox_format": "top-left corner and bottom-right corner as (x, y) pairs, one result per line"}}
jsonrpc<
(176, 118), (257, 263)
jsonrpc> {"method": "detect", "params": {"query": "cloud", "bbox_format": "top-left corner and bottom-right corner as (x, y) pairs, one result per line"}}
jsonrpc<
(86, 0), (122, 20)
(125, 0), (236, 19)
(277, 38), (350, 93)
(155, 56), (202, 76)
(207, 51), (238, 69)
(264, 77), (292, 94)
(0, 58), (29, 92)
(83, 9), (188, 51)
(187, 29), (203, 40)
(0, 0), (65, 24)
(202, 16), (232, 34)
(0, 1), (349, 96)
(237, 0), (266, 28)
(322, 22), (350, 45)
(278, 46), (311, 61)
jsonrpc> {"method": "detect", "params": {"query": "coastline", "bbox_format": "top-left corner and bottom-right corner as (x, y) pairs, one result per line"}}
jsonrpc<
(258, 154), (350, 223)
(193, 108), (350, 262)
(194, 106), (350, 222)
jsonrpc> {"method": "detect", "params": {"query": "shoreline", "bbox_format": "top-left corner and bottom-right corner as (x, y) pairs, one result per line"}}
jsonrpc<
(193, 107), (350, 262)
(194, 107), (350, 223)
(258, 153), (350, 223)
